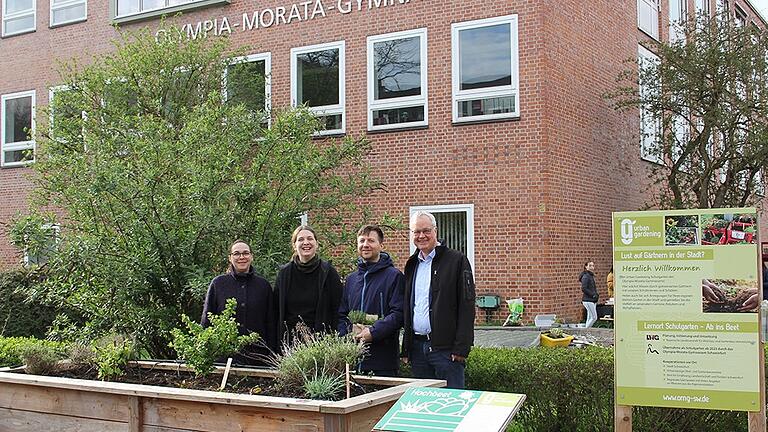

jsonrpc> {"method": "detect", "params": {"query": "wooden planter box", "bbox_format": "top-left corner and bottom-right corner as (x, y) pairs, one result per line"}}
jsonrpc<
(0, 361), (444, 432)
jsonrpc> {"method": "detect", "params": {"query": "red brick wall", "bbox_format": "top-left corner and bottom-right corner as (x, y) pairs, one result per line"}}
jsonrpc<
(0, 0), (763, 325)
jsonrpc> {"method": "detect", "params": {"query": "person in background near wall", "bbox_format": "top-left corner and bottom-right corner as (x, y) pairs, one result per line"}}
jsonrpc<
(201, 239), (276, 365)
(606, 266), (614, 298)
(401, 211), (476, 389)
(274, 226), (343, 346)
(338, 225), (404, 376)
(579, 261), (598, 328)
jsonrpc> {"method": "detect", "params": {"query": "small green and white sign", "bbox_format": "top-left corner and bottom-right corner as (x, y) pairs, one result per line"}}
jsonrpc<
(373, 387), (525, 432)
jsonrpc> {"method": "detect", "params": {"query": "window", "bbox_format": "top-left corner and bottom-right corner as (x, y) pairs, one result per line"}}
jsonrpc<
(1, 90), (35, 167)
(409, 204), (475, 270)
(2, 0), (35, 36)
(638, 45), (661, 163)
(451, 15), (519, 123)
(24, 224), (60, 267)
(367, 28), (428, 131)
(50, 0), (86, 27)
(225, 53), (271, 127)
(669, 0), (687, 43)
(695, 0), (711, 16)
(291, 41), (345, 135)
(637, 0), (659, 40)
(114, 0), (226, 21)
(716, 0), (729, 15)
(49, 85), (85, 143)
(734, 4), (747, 27)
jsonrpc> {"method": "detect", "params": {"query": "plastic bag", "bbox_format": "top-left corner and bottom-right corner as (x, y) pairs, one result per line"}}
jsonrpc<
(504, 298), (524, 326)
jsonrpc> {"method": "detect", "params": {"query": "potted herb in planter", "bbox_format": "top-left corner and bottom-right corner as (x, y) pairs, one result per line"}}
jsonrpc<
(540, 327), (574, 348)
(347, 309), (379, 339)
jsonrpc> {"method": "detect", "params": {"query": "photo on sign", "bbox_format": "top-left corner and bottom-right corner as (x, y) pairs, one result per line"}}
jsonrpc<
(664, 214), (699, 246)
(700, 213), (757, 245)
(702, 278), (759, 313)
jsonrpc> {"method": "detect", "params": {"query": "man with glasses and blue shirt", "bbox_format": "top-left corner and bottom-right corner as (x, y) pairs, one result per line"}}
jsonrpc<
(401, 211), (476, 389)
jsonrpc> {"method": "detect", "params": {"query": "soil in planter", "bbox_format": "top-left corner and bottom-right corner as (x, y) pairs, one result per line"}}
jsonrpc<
(12, 366), (387, 400)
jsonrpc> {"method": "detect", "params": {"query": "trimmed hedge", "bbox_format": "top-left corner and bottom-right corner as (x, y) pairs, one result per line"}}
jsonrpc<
(0, 267), (58, 338)
(466, 347), (756, 432)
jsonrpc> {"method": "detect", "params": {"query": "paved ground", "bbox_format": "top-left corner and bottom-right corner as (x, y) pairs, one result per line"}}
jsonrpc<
(473, 326), (614, 348)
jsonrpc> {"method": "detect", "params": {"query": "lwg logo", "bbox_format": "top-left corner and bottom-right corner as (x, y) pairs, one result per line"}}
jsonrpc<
(647, 335), (659, 340)
(620, 219), (636, 245)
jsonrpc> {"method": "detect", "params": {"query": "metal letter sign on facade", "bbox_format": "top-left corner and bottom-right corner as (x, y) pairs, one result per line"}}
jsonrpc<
(373, 387), (525, 432)
(613, 208), (763, 412)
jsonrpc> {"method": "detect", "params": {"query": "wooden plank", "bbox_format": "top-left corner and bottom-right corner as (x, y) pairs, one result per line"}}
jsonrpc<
(615, 404), (632, 432)
(0, 407), (127, 432)
(0, 382), (130, 422)
(142, 396), (326, 432)
(0, 372), (323, 411)
(748, 336), (766, 431)
(338, 400), (395, 432)
(129, 396), (143, 432)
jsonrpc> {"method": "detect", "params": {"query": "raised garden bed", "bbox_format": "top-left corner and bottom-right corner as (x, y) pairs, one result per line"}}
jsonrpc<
(0, 361), (444, 432)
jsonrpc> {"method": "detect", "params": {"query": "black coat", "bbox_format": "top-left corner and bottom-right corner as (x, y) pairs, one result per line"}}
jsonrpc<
(338, 252), (404, 371)
(200, 266), (276, 364)
(274, 259), (343, 346)
(579, 270), (598, 303)
(401, 245), (476, 359)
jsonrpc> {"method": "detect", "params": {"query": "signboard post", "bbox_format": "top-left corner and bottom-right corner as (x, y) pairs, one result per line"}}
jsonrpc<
(612, 208), (765, 430)
(372, 387), (525, 432)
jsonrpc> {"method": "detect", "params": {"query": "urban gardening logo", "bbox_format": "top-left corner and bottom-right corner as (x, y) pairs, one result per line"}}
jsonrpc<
(615, 215), (664, 247)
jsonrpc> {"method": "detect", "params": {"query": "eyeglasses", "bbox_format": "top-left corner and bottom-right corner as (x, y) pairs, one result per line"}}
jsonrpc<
(411, 228), (434, 236)
(230, 251), (252, 258)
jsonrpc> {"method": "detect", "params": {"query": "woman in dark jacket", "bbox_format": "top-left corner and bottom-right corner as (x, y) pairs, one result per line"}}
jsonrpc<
(579, 260), (598, 328)
(200, 239), (276, 365)
(274, 225), (343, 347)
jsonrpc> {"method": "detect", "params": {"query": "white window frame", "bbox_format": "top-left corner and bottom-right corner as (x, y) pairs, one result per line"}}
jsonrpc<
(2, 0), (36, 37)
(637, 0), (660, 40)
(50, 0), (87, 27)
(669, 0), (687, 43)
(638, 45), (661, 163)
(451, 14), (520, 123)
(409, 204), (475, 271)
(367, 28), (428, 131)
(695, 0), (711, 16)
(291, 40), (346, 136)
(1, 90), (36, 167)
(224, 52), (272, 127)
(24, 223), (60, 267)
(734, 4), (747, 27)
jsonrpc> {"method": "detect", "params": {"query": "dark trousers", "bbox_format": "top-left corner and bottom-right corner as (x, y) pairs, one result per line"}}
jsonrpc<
(409, 339), (465, 389)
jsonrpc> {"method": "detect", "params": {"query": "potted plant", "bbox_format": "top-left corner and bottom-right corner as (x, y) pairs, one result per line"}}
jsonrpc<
(347, 309), (378, 338)
(540, 327), (574, 348)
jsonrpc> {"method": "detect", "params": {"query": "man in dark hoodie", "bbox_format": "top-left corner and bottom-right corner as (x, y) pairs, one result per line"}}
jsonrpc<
(338, 225), (404, 376)
(579, 261), (598, 328)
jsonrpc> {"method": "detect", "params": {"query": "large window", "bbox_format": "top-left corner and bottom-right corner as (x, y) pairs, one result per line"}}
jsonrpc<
(451, 15), (519, 123)
(114, 0), (225, 20)
(637, 0), (660, 40)
(291, 41), (345, 135)
(2, 0), (35, 37)
(409, 204), (475, 270)
(695, 0), (711, 16)
(669, 0), (687, 43)
(367, 28), (428, 131)
(50, 0), (86, 27)
(1, 90), (35, 167)
(638, 45), (661, 163)
(225, 53), (271, 127)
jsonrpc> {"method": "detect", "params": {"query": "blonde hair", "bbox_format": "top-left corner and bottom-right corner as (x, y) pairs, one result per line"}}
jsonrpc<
(291, 225), (318, 257)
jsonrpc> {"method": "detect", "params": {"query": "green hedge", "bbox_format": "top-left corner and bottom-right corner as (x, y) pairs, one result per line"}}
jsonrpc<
(466, 347), (756, 432)
(0, 267), (58, 338)
(0, 337), (68, 367)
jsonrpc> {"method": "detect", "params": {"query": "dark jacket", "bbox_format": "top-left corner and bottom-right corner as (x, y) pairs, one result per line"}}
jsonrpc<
(338, 252), (404, 371)
(200, 266), (276, 364)
(401, 245), (476, 359)
(274, 259), (343, 345)
(579, 270), (598, 303)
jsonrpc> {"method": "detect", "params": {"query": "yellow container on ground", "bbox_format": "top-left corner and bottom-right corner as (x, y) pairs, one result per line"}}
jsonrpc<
(540, 332), (574, 347)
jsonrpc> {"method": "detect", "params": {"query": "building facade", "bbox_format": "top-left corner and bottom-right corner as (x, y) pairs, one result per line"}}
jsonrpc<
(0, 0), (765, 323)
